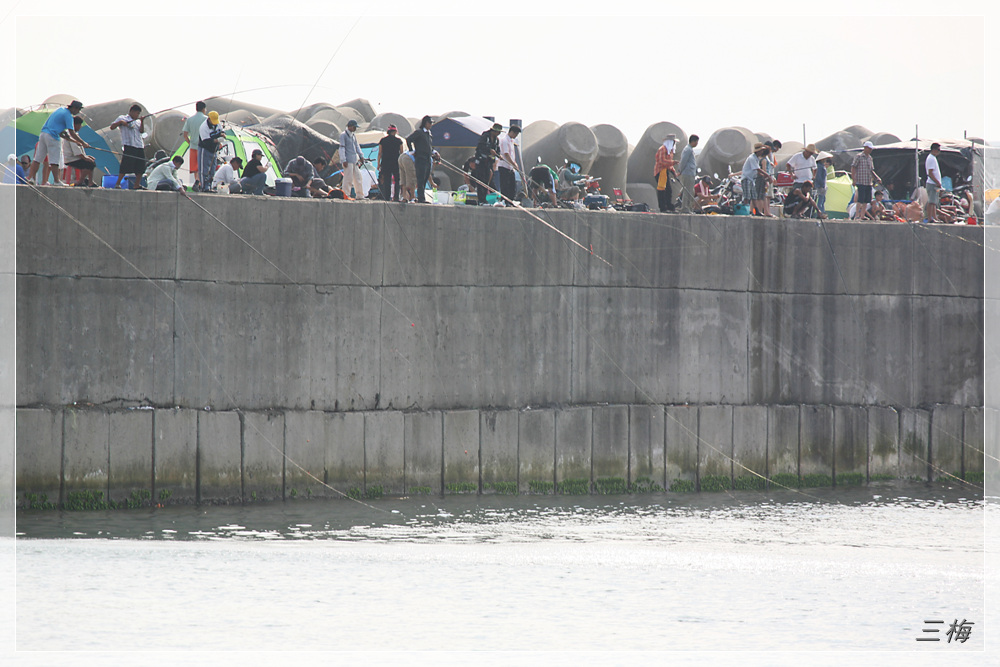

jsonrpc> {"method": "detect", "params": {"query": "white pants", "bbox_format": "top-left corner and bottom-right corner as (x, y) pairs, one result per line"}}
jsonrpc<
(342, 162), (364, 198)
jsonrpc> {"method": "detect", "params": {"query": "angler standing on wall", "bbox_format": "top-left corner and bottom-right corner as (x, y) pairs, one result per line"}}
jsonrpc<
(339, 119), (365, 199)
(181, 101), (207, 188)
(406, 115), (439, 203)
(111, 104), (146, 189)
(654, 133), (678, 213)
(197, 111), (224, 192)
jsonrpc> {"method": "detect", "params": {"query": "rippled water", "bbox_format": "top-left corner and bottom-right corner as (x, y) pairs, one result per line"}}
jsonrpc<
(12, 482), (990, 657)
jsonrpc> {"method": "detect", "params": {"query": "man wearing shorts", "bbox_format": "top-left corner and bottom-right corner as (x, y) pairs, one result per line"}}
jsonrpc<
(850, 141), (880, 220)
(924, 142), (943, 222)
(27, 99), (88, 185)
(111, 104), (146, 189)
(62, 116), (97, 186)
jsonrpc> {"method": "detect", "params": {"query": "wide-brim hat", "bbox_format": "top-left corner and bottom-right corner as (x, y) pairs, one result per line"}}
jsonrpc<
(816, 151), (833, 161)
(753, 142), (767, 153)
(491, 122), (503, 132)
(804, 143), (818, 155)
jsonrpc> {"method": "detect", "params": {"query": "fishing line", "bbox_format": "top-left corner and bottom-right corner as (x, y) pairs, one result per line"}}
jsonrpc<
(289, 15), (364, 127)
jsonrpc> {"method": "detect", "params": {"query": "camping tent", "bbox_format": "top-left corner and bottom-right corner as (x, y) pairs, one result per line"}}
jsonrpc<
(0, 109), (118, 180)
(172, 126), (282, 189)
(838, 139), (980, 211)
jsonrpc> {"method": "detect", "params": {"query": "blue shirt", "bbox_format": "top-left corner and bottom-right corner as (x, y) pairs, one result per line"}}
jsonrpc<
(678, 144), (697, 176)
(41, 107), (74, 139)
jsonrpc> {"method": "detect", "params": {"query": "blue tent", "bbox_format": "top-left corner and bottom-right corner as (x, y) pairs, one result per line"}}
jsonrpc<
(430, 116), (494, 148)
(0, 110), (118, 178)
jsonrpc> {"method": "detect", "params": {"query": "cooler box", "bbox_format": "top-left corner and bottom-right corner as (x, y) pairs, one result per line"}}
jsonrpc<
(275, 178), (292, 197)
(584, 193), (609, 210)
(774, 172), (795, 186)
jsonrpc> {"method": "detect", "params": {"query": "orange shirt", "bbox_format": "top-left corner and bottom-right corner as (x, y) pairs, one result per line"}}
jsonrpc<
(654, 145), (676, 178)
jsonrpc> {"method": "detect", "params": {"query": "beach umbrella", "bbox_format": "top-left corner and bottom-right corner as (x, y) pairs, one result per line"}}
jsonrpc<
(0, 109), (118, 177)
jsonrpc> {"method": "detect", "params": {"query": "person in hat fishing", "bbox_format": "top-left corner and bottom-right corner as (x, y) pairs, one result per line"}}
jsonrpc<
(240, 148), (269, 196)
(653, 133), (678, 213)
(377, 125), (403, 201)
(786, 144), (819, 188)
(813, 151), (833, 215)
(111, 104), (147, 189)
(339, 119), (365, 199)
(850, 141), (881, 220)
(742, 143), (771, 216)
(473, 122), (503, 205)
(27, 99), (88, 186)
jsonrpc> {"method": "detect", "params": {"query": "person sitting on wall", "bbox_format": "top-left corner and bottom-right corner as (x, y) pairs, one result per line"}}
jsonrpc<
(61, 116), (97, 186)
(693, 175), (719, 211)
(146, 155), (186, 191)
(240, 149), (268, 195)
(212, 156), (244, 193)
(557, 162), (587, 202)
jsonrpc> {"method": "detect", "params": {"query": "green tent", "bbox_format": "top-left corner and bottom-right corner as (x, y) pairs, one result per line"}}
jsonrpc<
(173, 126), (282, 189)
(824, 174), (854, 219)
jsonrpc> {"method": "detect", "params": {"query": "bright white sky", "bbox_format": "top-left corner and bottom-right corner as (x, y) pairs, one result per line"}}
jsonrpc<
(3, 5), (992, 146)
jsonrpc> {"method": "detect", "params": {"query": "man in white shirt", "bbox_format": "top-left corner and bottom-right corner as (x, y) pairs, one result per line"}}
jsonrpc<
(148, 155), (186, 191)
(786, 144), (818, 186)
(925, 142), (943, 222)
(211, 156), (244, 193)
(496, 125), (521, 203)
(110, 104), (146, 189)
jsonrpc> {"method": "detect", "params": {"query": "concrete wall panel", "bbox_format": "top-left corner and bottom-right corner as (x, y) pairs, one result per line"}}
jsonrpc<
(732, 406), (767, 488)
(481, 410), (518, 493)
(243, 411), (284, 501)
(283, 411), (331, 499)
(799, 405), (833, 484)
(964, 407), (984, 477)
(518, 409), (555, 493)
(592, 405), (628, 482)
(698, 405), (733, 484)
(767, 405), (799, 484)
(63, 409), (108, 500)
(154, 409), (197, 503)
(197, 411), (241, 503)
(628, 405), (664, 488)
(326, 412), (366, 495)
(444, 410), (480, 491)
(16, 408), (62, 505)
(364, 411), (404, 495)
(404, 411), (442, 494)
(868, 407), (899, 479)
(555, 407), (592, 489)
(899, 408), (931, 481)
(930, 405), (964, 481)
(108, 410), (152, 504)
(833, 406), (867, 483)
(665, 405), (698, 490)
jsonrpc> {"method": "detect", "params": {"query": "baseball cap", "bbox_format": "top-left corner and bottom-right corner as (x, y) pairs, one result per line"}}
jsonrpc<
(387, 124), (397, 131)
(863, 141), (874, 149)
(347, 119), (358, 127)
(208, 111), (220, 123)
(69, 100), (83, 109)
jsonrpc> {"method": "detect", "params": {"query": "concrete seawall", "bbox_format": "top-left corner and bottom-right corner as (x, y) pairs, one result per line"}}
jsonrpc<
(14, 188), (984, 506)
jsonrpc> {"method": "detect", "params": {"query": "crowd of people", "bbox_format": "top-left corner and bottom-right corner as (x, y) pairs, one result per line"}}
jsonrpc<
(3, 99), (975, 223)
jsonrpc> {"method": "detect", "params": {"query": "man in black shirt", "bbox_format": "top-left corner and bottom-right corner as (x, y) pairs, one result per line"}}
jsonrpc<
(473, 122), (502, 205)
(240, 148), (268, 195)
(406, 115), (438, 203)
(377, 125), (404, 201)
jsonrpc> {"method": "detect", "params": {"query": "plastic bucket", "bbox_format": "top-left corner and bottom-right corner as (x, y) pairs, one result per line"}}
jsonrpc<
(275, 178), (292, 197)
(102, 174), (133, 189)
